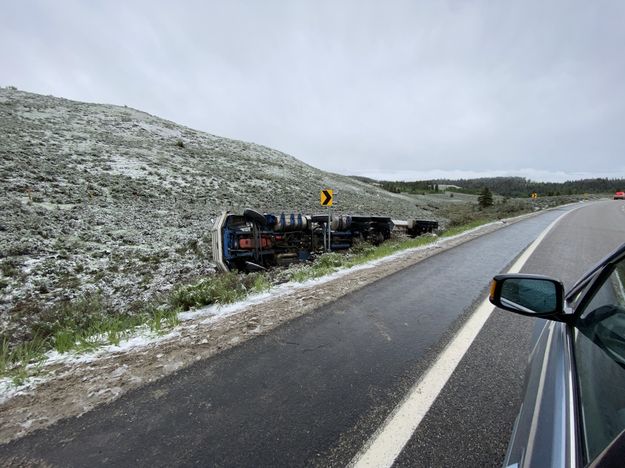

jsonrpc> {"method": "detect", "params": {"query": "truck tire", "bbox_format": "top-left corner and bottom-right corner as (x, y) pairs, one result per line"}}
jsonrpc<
(243, 208), (267, 226)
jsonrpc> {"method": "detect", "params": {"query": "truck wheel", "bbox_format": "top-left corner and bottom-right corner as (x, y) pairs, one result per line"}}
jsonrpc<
(243, 208), (267, 226)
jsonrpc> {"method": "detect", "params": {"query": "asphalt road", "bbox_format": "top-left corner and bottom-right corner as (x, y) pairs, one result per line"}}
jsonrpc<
(1, 200), (624, 467)
(393, 199), (625, 467)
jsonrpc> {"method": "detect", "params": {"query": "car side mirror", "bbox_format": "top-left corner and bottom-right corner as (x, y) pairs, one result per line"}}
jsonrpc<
(489, 274), (565, 319)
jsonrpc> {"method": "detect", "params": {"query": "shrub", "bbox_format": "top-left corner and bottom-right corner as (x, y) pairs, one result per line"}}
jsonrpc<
(32, 293), (108, 339)
(169, 272), (241, 310)
(169, 271), (269, 311)
(349, 241), (376, 256)
(316, 252), (346, 269)
(147, 309), (180, 334)
(0, 333), (46, 385)
(1, 260), (19, 277)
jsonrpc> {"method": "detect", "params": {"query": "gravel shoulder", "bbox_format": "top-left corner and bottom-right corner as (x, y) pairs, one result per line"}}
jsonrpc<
(0, 212), (544, 444)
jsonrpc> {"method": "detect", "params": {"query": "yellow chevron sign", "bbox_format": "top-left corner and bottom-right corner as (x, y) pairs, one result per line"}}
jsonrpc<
(320, 189), (333, 206)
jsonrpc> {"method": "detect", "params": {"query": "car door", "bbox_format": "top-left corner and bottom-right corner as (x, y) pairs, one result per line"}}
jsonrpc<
(502, 244), (625, 468)
(503, 318), (580, 467)
(573, 253), (625, 465)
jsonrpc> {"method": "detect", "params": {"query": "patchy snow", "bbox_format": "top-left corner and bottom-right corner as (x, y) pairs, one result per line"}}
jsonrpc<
(108, 154), (148, 178)
(137, 121), (182, 138)
(0, 376), (46, 405)
(21, 257), (44, 274)
(43, 329), (183, 368)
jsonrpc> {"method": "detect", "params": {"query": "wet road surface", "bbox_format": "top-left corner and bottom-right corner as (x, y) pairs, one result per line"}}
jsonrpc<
(394, 199), (625, 467)
(1, 201), (623, 467)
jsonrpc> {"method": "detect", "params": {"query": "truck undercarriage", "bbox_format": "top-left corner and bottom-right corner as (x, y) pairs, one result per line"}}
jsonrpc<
(211, 209), (438, 272)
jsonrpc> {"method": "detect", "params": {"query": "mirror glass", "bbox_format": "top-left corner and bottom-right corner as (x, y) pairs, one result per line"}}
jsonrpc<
(500, 278), (558, 314)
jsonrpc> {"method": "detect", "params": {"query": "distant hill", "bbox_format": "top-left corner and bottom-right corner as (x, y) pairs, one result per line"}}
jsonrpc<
(376, 176), (625, 197)
(349, 175), (379, 184)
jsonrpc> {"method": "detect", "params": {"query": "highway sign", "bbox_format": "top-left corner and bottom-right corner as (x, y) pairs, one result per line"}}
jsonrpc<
(321, 189), (333, 206)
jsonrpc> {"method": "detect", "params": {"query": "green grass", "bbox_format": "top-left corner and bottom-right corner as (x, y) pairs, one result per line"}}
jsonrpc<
(52, 329), (76, 353)
(148, 309), (180, 334)
(0, 339), (9, 375)
(169, 271), (270, 311)
(0, 270), (275, 384)
(1, 273), (266, 384)
(0, 334), (47, 386)
(1, 270), (275, 384)
(287, 236), (436, 283)
(1, 260), (19, 277)
(440, 218), (491, 238)
(50, 313), (151, 354)
(0, 298), (183, 384)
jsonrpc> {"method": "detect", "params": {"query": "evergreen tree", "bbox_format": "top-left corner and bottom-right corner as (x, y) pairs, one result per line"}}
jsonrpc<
(478, 187), (493, 208)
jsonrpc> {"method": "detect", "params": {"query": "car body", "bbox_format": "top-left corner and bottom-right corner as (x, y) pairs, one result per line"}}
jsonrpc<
(614, 191), (625, 200)
(490, 242), (625, 467)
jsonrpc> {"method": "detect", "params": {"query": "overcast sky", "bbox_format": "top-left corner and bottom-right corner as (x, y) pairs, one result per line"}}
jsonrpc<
(2, 1), (625, 182)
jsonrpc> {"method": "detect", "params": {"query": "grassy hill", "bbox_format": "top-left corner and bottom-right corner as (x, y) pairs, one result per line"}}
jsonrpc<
(0, 88), (434, 343)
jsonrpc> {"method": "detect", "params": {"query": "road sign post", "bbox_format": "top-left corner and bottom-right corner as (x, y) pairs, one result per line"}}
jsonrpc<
(320, 189), (333, 252)
(328, 211), (331, 252)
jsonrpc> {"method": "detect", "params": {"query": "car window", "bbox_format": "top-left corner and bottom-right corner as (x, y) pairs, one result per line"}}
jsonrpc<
(566, 271), (600, 309)
(574, 257), (625, 463)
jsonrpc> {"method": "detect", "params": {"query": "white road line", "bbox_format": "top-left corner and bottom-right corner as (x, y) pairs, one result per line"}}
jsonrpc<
(349, 211), (570, 468)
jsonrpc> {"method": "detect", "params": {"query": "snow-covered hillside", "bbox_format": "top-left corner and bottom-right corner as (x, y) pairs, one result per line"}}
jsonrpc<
(0, 87), (435, 343)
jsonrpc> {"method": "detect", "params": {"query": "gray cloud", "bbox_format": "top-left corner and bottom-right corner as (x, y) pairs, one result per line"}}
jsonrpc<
(2, 0), (625, 181)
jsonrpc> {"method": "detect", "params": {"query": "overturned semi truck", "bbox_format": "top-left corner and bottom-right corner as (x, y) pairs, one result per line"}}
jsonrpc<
(211, 209), (438, 272)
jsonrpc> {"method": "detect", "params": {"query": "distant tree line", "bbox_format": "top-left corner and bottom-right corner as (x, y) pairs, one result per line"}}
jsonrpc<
(380, 180), (441, 194)
(377, 177), (625, 198)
